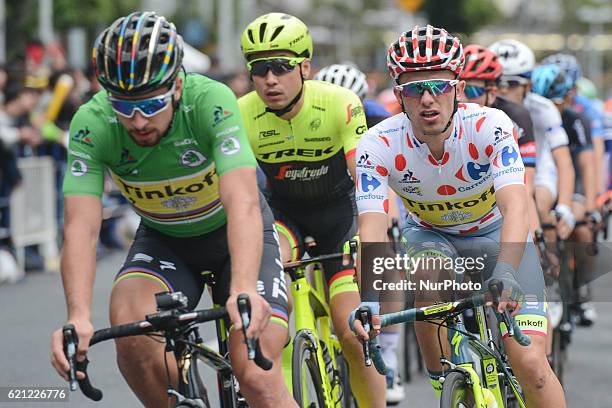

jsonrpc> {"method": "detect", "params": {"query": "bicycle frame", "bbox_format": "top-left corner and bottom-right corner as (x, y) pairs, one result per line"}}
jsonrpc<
(285, 259), (344, 407)
(443, 304), (526, 408)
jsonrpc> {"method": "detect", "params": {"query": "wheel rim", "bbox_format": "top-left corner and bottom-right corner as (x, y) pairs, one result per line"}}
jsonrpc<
(452, 386), (469, 407)
(300, 349), (321, 407)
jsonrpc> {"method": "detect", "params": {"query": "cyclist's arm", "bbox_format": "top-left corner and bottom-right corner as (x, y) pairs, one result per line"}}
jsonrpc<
(496, 185), (528, 269)
(219, 168), (262, 293)
(575, 113), (596, 211)
(61, 196), (102, 320)
(207, 81), (261, 294)
(61, 107), (106, 320)
(552, 146), (575, 208)
(486, 110), (528, 267)
(338, 88), (367, 183)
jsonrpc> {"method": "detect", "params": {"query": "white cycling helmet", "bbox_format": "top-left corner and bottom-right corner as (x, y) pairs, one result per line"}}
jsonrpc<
(488, 39), (535, 77)
(314, 64), (369, 99)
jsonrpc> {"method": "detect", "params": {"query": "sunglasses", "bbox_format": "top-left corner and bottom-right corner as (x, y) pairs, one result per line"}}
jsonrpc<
(498, 76), (529, 89)
(108, 84), (175, 118)
(246, 57), (305, 77)
(464, 84), (488, 99)
(395, 79), (459, 98)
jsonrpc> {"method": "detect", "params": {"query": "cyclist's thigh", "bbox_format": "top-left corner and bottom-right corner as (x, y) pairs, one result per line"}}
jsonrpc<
(113, 223), (207, 311)
(212, 196), (290, 329)
(447, 227), (548, 337)
(269, 201), (304, 263)
(299, 193), (359, 296)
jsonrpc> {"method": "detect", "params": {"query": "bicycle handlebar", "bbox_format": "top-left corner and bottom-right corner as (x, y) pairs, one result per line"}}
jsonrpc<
(63, 293), (271, 401)
(351, 286), (531, 375)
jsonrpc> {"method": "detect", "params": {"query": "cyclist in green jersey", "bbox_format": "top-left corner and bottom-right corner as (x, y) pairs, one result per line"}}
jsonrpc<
(50, 12), (295, 408)
(238, 13), (386, 407)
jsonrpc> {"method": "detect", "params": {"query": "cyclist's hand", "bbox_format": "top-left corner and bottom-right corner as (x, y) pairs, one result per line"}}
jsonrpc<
(485, 264), (524, 316)
(50, 318), (93, 381)
(586, 209), (602, 227)
(227, 291), (271, 339)
(555, 204), (575, 240)
(349, 302), (381, 341)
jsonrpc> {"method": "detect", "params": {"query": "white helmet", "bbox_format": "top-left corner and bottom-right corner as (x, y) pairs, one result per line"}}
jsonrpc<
(314, 64), (369, 99)
(488, 39), (535, 77)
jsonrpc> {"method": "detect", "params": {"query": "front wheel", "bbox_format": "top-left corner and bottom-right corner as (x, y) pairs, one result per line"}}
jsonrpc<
(334, 349), (354, 408)
(440, 371), (474, 408)
(292, 331), (326, 408)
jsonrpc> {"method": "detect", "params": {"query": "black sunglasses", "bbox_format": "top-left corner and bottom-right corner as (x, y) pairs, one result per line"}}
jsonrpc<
(247, 57), (305, 77)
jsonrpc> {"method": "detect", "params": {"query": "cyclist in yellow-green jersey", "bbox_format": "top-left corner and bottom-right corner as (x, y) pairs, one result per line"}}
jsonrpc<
(238, 13), (386, 407)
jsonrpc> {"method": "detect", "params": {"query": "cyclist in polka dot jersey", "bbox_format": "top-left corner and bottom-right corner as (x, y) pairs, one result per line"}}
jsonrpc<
(352, 25), (566, 407)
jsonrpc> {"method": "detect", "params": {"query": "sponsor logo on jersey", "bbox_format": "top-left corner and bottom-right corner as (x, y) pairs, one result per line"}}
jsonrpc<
(312, 105), (326, 112)
(259, 129), (281, 139)
(360, 173), (381, 192)
(274, 164), (329, 181)
(180, 149), (207, 167)
(260, 140), (285, 148)
(110, 166), (222, 225)
(304, 136), (332, 142)
(259, 146), (336, 160)
(216, 125), (240, 139)
(71, 127), (94, 147)
(493, 145), (520, 168)
(107, 116), (119, 124)
(118, 148), (137, 167)
(401, 185), (423, 196)
(70, 159), (88, 177)
(182, 104), (194, 113)
(399, 170), (420, 183)
(400, 184), (496, 226)
(456, 162), (491, 183)
(220, 137), (240, 155)
(174, 138), (199, 147)
(69, 150), (91, 160)
(346, 104), (364, 124)
(356, 125), (367, 135)
(309, 118), (321, 131)
(492, 126), (513, 146)
(162, 196), (198, 210)
(357, 152), (375, 170)
(380, 127), (400, 134)
(212, 105), (234, 127)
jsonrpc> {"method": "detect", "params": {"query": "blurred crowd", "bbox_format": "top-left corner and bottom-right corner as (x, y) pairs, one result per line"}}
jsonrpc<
(1, 38), (611, 285)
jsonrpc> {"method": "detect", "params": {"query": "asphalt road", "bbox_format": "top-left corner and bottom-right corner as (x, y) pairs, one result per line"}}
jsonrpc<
(1, 249), (611, 407)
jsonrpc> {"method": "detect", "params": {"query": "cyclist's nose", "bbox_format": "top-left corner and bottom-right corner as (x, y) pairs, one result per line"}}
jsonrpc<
(264, 70), (279, 85)
(420, 90), (435, 105)
(131, 111), (149, 128)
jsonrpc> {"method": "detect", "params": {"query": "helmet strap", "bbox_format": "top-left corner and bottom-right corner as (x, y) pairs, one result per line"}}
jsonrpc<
(265, 66), (305, 118)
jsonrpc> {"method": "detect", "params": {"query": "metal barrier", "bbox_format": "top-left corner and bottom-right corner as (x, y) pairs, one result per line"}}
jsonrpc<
(9, 156), (59, 270)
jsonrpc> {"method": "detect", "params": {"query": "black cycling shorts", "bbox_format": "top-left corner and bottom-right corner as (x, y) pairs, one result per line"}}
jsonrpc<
(269, 192), (359, 297)
(114, 194), (289, 328)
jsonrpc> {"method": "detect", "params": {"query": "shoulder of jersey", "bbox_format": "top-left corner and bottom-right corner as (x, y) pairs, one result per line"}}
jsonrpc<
(525, 92), (558, 113)
(306, 79), (360, 100)
(237, 89), (264, 111)
(364, 112), (405, 137)
(75, 90), (115, 126)
(458, 102), (504, 125)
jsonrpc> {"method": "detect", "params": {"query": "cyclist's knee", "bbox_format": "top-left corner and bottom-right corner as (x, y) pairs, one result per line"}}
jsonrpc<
(115, 335), (162, 370)
(510, 345), (551, 390)
(109, 277), (163, 325)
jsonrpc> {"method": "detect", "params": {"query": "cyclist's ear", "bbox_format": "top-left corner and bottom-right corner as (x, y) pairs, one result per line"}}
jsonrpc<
(301, 59), (311, 80)
(173, 77), (183, 103)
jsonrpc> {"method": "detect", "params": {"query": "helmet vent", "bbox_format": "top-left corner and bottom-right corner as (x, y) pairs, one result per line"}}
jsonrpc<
(269, 26), (284, 42)
(259, 23), (268, 42)
(247, 29), (255, 44)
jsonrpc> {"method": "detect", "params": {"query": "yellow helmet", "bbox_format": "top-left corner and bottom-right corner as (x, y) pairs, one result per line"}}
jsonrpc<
(240, 13), (313, 59)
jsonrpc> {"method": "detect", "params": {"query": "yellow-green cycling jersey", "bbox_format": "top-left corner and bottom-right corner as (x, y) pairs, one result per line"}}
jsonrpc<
(238, 80), (366, 205)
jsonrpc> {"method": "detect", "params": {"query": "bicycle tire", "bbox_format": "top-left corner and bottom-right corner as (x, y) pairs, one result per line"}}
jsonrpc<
(440, 371), (474, 408)
(334, 349), (354, 408)
(292, 331), (327, 408)
(550, 327), (565, 385)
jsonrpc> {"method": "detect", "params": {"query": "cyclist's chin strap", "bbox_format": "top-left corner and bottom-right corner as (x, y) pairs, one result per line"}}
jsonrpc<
(265, 66), (305, 118)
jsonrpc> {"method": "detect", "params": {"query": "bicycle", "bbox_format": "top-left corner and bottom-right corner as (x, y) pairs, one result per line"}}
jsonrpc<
(540, 210), (601, 384)
(63, 292), (271, 407)
(282, 240), (357, 408)
(352, 280), (531, 408)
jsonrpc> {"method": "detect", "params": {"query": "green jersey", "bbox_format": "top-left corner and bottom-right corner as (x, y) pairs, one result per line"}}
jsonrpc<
(63, 73), (256, 237)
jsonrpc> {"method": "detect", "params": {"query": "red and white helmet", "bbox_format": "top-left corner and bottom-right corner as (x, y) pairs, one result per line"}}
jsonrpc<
(387, 25), (464, 81)
(460, 44), (503, 81)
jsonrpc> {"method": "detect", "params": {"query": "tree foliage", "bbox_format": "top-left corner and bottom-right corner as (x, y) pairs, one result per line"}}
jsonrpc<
(420, 0), (501, 36)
